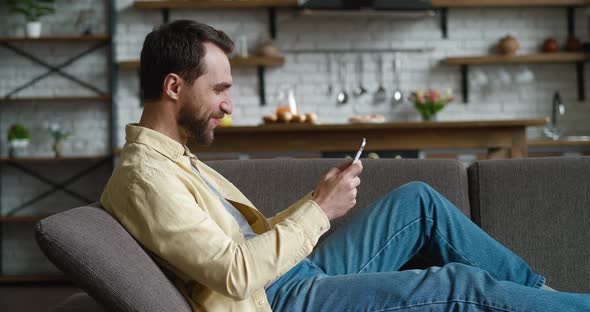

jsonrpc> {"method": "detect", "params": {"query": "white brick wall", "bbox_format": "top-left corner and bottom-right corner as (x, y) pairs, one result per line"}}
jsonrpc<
(113, 5), (590, 140)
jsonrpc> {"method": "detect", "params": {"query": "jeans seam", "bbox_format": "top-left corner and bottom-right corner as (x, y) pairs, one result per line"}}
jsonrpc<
(372, 299), (517, 312)
(429, 218), (480, 268)
(357, 217), (423, 274)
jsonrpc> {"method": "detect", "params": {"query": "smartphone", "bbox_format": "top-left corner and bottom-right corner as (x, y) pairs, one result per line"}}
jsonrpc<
(353, 138), (366, 162)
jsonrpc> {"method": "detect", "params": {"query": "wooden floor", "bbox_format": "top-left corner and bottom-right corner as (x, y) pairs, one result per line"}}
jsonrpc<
(0, 285), (80, 311)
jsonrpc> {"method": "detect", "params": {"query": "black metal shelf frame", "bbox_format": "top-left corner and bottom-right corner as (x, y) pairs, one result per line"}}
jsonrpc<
(0, 0), (117, 279)
(0, 156), (113, 275)
(0, 40), (110, 99)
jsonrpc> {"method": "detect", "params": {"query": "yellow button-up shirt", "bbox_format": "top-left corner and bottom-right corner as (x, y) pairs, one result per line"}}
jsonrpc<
(101, 124), (330, 312)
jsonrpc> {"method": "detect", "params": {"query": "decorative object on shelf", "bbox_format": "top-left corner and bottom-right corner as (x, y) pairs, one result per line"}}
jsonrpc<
(256, 39), (280, 57)
(269, 86), (299, 123)
(349, 114), (386, 124)
(541, 37), (559, 53)
(47, 123), (70, 158)
(262, 111), (318, 125)
(565, 36), (582, 52)
(7, 123), (30, 158)
(497, 35), (520, 55)
(409, 89), (454, 121)
(236, 35), (249, 57)
(75, 8), (96, 35)
(514, 66), (535, 84)
(6, 0), (56, 38)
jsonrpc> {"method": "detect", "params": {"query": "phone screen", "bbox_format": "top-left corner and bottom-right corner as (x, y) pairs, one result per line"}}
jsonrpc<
(353, 138), (366, 162)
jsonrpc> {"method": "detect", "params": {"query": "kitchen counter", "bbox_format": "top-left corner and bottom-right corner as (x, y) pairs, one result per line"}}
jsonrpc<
(528, 137), (590, 147)
(190, 119), (547, 159)
(527, 136), (590, 157)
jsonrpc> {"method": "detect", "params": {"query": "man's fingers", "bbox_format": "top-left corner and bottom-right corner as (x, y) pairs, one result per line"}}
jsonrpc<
(342, 160), (363, 178)
(351, 176), (361, 188)
(336, 159), (354, 171)
(324, 166), (341, 180)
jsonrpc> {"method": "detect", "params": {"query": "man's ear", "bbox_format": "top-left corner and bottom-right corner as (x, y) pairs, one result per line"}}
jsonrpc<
(162, 73), (182, 101)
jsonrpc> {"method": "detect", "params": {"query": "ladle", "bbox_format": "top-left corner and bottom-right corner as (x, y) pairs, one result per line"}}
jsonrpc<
(373, 54), (387, 104)
(336, 57), (349, 105)
(391, 53), (404, 106)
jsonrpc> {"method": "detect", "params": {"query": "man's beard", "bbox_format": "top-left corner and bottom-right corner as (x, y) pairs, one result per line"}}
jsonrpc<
(178, 105), (214, 146)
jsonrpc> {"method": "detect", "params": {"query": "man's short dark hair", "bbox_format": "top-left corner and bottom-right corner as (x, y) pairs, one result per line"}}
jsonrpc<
(140, 20), (234, 101)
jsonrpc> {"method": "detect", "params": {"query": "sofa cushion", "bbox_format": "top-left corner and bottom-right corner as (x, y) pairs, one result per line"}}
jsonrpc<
(36, 204), (192, 312)
(468, 157), (590, 292)
(207, 158), (471, 235)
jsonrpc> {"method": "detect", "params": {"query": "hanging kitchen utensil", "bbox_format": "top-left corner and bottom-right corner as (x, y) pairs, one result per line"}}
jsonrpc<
(391, 53), (404, 106)
(352, 54), (367, 97)
(326, 53), (333, 96)
(336, 56), (348, 105)
(373, 54), (387, 105)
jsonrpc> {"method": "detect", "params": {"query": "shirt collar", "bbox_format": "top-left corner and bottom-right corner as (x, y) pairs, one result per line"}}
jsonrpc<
(125, 123), (187, 161)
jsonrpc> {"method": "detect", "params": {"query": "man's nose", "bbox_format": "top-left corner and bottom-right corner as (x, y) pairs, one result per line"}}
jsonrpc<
(221, 99), (233, 115)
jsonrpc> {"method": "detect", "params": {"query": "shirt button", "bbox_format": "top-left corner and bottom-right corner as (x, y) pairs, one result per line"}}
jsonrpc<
(258, 299), (265, 305)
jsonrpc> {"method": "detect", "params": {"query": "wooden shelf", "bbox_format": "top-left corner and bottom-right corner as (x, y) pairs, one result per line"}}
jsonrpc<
(230, 55), (285, 66)
(432, 0), (590, 7)
(133, 0), (297, 9)
(445, 53), (590, 102)
(135, 0), (590, 10)
(0, 275), (70, 284)
(445, 52), (590, 65)
(118, 60), (140, 70)
(0, 216), (49, 223)
(0, 95), (112, 103)
(119, 56), (285, 70)
(0, 155), (112, 163)
(0, 34), (111, 43)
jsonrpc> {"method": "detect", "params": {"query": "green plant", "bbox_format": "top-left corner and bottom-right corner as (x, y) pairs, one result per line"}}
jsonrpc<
(47, 122), (70, 141)
(6, 0), (55, 22)
(7, 123), (30, 141)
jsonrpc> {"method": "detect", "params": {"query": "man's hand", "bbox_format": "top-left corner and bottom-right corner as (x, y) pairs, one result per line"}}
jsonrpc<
(311, 160), (363, 220)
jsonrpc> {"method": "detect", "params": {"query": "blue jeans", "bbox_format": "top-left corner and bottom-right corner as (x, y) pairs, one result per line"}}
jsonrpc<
(266, 182), (590, 311)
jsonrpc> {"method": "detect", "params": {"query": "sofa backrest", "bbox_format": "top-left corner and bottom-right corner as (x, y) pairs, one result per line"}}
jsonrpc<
(36, 204), (192, 312)
(207, 158), (470, 235)
(468, 157), (590, 293)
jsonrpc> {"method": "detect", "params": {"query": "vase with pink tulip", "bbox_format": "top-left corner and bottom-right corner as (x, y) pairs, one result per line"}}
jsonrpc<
(409, 89), (454, 121)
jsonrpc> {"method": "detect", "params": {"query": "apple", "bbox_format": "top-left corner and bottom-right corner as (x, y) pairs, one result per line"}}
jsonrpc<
(220, 115), (232, 127)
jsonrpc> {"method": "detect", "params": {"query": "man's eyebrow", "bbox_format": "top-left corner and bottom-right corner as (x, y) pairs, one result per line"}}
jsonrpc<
(214, 82), (232, 89)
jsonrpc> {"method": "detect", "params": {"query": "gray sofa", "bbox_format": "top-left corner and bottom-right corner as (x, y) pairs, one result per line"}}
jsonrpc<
(35, 157), (590, 312)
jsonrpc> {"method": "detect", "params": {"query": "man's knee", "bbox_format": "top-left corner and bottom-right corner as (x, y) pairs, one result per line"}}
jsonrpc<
(392, 181), (434, 196)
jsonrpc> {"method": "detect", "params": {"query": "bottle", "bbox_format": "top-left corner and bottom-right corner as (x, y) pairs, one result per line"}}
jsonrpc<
(287, 88), (298, 115)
